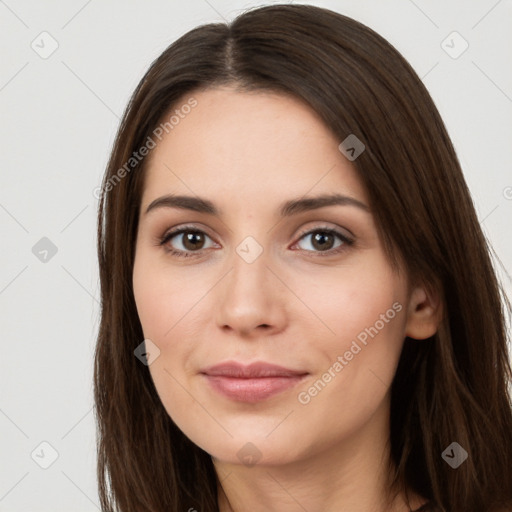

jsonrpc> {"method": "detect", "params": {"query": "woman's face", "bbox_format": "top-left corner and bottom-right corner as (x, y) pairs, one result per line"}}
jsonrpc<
(133, 86), (417, 467)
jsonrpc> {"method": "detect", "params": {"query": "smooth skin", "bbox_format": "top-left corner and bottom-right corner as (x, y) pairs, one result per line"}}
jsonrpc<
(132, 86), (441, 512)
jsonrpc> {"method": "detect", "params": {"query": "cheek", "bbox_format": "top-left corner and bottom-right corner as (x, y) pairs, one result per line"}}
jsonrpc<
(132, 254), (209, 390)
(293, 258), (406, 354)
(300, 294), (406, 428)
(292, 258), (407, 410)
(132, 258), (204, 427)
(133, 253), (198, 341)
(133, 271), (166, 340)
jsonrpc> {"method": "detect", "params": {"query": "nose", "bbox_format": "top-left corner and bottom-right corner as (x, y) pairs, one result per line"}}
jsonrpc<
(214, 247), (288, 338)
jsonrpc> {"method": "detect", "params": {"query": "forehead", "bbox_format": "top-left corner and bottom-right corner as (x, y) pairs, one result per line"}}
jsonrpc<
(141, 86), (368, 209)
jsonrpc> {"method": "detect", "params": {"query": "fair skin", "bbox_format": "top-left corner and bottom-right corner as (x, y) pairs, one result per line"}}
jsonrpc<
(132, 86), (441, 512)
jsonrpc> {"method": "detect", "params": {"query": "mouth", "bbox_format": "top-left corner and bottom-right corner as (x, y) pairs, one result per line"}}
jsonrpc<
(200, 361), (309, 403)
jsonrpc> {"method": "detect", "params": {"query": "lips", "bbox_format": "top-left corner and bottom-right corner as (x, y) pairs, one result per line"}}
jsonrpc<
(202, 361), (307, 378)
(200, 361), (308, 402)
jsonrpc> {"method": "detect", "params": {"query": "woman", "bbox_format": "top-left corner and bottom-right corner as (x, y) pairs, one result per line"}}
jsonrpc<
(93, 4), (512, 511)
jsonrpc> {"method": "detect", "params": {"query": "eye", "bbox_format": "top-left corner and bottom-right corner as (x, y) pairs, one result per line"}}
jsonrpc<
(158, 226), (216, 258)
(157, 225), (354, 259)
(293, 227), (354, 256)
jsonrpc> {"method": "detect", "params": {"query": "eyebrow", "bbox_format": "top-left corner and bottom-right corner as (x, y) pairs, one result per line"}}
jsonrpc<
(144, 193), (370, 217)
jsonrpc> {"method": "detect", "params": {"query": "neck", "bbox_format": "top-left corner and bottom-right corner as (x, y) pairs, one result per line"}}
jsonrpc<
(213, 397), (424, 512)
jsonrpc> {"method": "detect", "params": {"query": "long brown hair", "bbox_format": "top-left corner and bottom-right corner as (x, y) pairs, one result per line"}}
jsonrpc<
(94, 4), (512, 511)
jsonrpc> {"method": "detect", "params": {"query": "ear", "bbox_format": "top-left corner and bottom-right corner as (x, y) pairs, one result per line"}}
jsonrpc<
(404, 284), (443, 340)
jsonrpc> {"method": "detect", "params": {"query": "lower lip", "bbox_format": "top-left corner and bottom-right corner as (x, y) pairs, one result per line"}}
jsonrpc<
(203, 374), (307, 402)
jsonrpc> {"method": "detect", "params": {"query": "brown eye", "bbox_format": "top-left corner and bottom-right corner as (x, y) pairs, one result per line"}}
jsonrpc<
(295, 228), (354, 255)
(181, 231), (206, 251)
(159, 227), (216, 257)
(310, 231), (336, 251)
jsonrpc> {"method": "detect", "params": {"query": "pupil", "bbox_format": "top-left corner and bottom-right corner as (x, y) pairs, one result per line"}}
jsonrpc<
(184, 231), (203, 250)
(180, 231), (336, 252)
(313, 232), (333, 251)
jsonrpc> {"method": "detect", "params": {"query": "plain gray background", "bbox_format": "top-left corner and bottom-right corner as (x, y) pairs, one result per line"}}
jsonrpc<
(1, 1), (511, 510)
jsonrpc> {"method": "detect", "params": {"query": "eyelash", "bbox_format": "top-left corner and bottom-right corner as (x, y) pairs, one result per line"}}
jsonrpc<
(157, 224), (354, 259)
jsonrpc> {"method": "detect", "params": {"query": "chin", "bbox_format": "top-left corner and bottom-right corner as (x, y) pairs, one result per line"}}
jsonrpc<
(183, 421), (307, 467)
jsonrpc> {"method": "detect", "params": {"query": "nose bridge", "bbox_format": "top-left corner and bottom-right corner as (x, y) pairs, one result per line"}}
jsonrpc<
(228, 238), (271, 305)
(214, 235), (286, 334)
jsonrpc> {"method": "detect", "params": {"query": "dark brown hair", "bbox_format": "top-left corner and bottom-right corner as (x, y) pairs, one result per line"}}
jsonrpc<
(94, 4), (512, 511)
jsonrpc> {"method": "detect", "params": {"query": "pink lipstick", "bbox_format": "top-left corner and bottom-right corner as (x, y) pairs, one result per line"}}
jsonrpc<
(201, 361), (308, 403)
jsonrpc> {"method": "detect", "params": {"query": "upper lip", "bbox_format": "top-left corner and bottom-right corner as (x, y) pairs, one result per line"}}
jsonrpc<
(201, 361), (308, 378)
